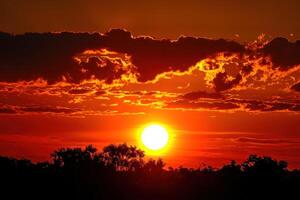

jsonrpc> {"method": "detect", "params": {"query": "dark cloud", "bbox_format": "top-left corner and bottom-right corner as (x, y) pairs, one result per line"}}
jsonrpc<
(166, 99), (240, 110)
(213, 72), (242, 92)
(289, 104), (300, 111)
(0, 105), (78, 114)
(1, 30), (299, 98)
(78, 56), (130, 84)
(166, 98), (300, 112)
(244, 101), (266, 111)
(0, 105), (17, 114)
(105, 32), (245, 82)
(0, 29), (244, 84)
(238, 99), (300, 112)
(182, 91), (223, 100)
(235, 137), (300, 144)
(262, 37), (300, 70)
(19, 105), (78, 114)
(94, 90), (106, 96)
(0, 31), (104, 83)
(238, 99), (297, 112)
(291, 82), (300, 92)
(68, 88), (92, 95)
(241, 65), (253, 75)
(262, 103), (292, 112)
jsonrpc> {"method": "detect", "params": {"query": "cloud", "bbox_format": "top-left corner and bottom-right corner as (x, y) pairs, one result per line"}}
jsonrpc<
(0, 32), (102, 83)
(68, 88), (93, 95)
(243, 100), (300, 112)
(262, 37), (300, 70)
(19, 105), (77, 114)
(240, 100), (267, 111)
(182, 91), (223, 100)
(212, 72), (242, 92)
(291, 82), (300, 92)
(0, 105), (17, 114)
(235, 137), (300, 145)
(0, 30), (300, 114)
(0, 103), (146, 116)
(1, 30), (299, 92)
(166, 99), (240, 110)
(0, 104), (79, 115)
(165, 98), (300, 112)
(230, 98), (300, 112)
(0, 29), (244, 84)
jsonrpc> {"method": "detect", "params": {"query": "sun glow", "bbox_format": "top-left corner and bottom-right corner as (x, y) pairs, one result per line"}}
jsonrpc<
(139, 124), (170, 154)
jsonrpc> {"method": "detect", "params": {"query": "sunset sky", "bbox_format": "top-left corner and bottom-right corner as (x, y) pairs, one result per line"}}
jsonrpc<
(0, 0), (300, 168)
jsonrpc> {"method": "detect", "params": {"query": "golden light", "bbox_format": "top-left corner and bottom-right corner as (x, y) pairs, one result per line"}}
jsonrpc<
(140, 124), (170, 153)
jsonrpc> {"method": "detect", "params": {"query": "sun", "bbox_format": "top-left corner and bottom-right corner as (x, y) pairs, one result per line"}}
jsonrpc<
(141, 124), (169, 151)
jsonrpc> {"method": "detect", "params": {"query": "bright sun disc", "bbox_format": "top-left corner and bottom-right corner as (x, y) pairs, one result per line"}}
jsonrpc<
(141, 124), (169, 150)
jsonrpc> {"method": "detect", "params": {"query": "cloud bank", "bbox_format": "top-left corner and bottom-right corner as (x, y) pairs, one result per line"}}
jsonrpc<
(0, 29), (300, 114)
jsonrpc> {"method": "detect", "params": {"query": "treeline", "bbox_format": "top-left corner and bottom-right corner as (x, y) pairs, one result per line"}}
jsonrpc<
(1, 143), (300, 200)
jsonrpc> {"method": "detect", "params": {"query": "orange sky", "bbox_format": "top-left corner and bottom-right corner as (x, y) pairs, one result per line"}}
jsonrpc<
(0, 0), (300, 168)
(1, 0), (300, 40)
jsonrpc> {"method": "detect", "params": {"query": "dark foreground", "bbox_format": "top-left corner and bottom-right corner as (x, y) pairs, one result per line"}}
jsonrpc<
(1, 144), (300, 200)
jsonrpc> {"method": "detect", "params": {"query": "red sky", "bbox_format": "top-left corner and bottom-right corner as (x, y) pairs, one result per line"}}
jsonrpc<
(0, 0), (300, 168)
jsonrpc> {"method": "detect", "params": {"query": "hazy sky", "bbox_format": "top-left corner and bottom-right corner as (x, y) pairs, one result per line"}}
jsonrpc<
(1, 0), (300, 40)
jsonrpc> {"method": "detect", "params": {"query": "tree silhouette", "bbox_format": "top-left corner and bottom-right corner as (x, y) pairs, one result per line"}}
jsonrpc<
(242, 154), (288, 176)
(143, 158), (165, 173)
(220, 160), (242, 176)
(98, 143), (145, 171)
(1, 144), (299, 200)
(51, 144), (98, 168)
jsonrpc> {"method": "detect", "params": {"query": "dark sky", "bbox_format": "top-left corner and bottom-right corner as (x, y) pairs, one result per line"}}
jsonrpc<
(1, 0), (300, 40)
